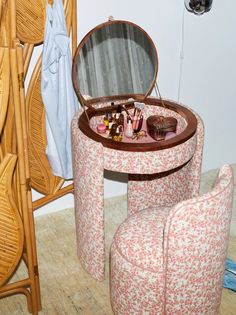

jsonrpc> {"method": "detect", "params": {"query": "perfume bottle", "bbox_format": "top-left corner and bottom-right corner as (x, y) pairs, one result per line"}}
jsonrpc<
(125, 117), (133, 138)
(108, 112), (113, 131)
(116, 105), (124, 128)
(110, 121), (118, 138)
(112, 126), (123, 142)
(103, 112), (109, 129)
(104, 111), (112, 130)
(111, 101), (115, 118)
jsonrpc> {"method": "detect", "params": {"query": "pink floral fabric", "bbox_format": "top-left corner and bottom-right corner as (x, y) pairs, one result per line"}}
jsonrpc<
(112, 206), (170, 272)
(103, 135), (196, 174)
(71, 101), (203, 281)
(128, 106), (204, 215)
(110, 207), (170, 315)
(72, 111), (105, 281)
(110, 242), (164, 315)
(110, 165), (234, 314)
(163, 164), (234, 314)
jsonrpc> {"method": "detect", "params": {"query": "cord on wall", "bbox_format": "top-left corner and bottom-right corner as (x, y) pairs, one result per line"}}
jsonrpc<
(177, 5), (186, 103)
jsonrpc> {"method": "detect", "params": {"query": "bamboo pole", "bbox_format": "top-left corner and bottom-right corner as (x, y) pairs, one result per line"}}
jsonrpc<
(33, 183), (74, 210)
(0, 286), (32, 313)
(72, 0), (77, 57)
(0, 278), (32, 292)
(10, 48), (39, 315)
(0, 0), (11, 46)
(16, 45), (42, 310)
(9, 0), (16, 47)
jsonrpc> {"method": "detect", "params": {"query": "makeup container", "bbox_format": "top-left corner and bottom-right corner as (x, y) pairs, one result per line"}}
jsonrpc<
(97, 123), (107, 134)
(112, 125), (123, 142)
(125, 117), (133, 138)
(111, 103), (115, 119)
(109, 112), (114, 130)
(146, 115), (177, 141)
(104, 111), (112, 130)
(103, 113), (109, 129)
(110, 122), (118, 138)
(132, 102), (144, 133)
(132, 114), (143, 133)
(116, 105), (124, 128)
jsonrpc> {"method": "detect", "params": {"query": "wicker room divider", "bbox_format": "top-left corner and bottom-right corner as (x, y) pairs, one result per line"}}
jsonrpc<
(0, 0), (77, 313)
(0, 44), (41, 313)
(15, 0), (77, 209)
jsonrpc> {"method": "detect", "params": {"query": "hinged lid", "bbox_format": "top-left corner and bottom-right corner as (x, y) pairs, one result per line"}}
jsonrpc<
(72, 19), (197, 152)
(72, 19), (158, 108)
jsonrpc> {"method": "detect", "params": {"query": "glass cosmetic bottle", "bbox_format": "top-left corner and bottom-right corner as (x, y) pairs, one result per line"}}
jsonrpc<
(108, 112), (113, 130)
(125, 117), (133, 138)
(104, 111), (112, 130)
(112, 126), (123, 142)
(111, 101), (115, 114)
(116, 105), (124, 128)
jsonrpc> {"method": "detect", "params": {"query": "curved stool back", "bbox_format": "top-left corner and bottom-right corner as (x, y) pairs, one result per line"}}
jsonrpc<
(163, 164), (234, 314)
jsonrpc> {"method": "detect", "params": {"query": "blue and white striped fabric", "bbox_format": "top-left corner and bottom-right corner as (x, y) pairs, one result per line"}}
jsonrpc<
(224, 258), (236, 292)
(41, 0), (79, 179)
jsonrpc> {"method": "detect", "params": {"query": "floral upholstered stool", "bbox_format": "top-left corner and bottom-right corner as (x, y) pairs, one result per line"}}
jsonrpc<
(110, 165), (234, 315)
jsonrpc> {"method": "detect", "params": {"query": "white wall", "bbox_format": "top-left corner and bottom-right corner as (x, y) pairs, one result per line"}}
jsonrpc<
(180, 0), (236, 171)
(34, 0), (236, 215)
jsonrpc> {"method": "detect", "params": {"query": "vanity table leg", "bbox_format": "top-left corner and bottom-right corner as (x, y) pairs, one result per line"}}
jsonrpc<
(72, 117), (105, 281)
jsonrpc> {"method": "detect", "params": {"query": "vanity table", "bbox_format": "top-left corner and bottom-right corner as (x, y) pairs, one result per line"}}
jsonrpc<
(71, 20), (204, 281)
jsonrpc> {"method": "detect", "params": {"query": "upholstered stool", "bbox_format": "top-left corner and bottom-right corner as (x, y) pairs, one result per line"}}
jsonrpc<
(110, 206), (170, 314)
(110, 165), (234, 315)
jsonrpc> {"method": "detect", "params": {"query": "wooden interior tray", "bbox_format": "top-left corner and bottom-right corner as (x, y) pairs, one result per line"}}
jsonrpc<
(78, 96), (197, 152)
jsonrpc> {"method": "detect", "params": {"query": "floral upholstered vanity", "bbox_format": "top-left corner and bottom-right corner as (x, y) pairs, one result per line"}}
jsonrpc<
(71, 20), (204, 281)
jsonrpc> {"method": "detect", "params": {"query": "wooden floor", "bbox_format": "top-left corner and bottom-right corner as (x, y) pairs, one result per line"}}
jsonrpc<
(0, 194), (235, 315)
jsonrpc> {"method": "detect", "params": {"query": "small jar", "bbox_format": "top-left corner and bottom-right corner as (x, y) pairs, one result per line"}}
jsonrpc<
(97, 123), (106, 134)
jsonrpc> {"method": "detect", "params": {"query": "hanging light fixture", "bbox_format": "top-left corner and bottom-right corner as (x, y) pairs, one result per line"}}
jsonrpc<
(185, 0), (213, 15)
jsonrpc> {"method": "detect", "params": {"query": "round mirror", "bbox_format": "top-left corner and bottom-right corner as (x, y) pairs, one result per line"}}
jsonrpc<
(72, 20), (158, 107)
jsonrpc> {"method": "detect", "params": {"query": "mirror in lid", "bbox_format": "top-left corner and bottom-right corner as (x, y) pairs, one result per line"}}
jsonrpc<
(72, 19), (158, 108)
